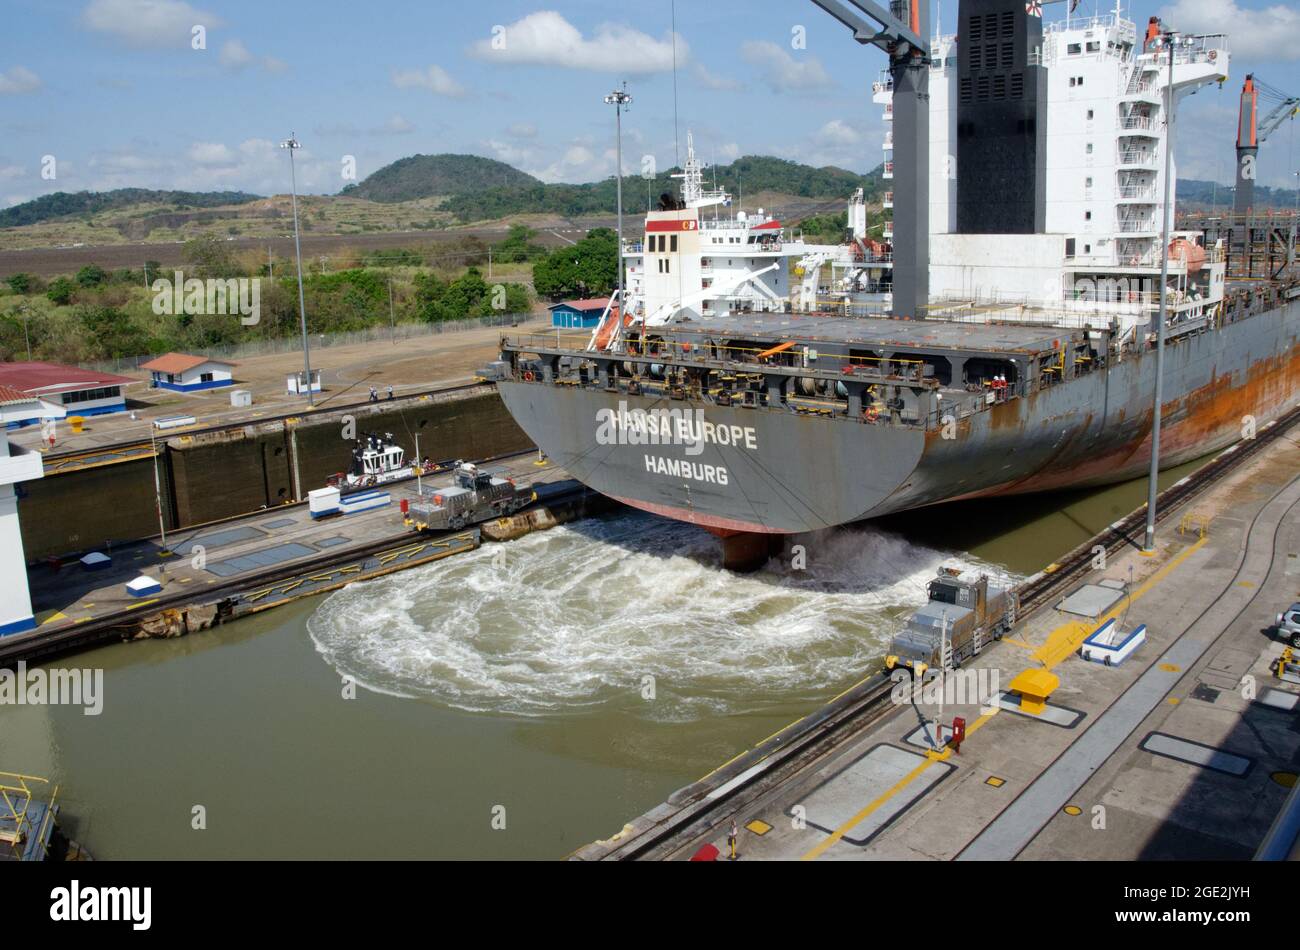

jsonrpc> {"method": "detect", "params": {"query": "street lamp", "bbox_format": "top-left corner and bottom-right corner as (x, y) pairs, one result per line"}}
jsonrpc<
(604, 83), (632, 322)
(16, 302), (31, 361)
(280, 133), (314, 407)
(1143, 29), (1185, 553)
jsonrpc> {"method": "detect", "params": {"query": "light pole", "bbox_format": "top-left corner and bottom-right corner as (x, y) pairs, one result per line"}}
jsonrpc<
(280, 133), (314, 407)
(604, 83), (632, 319)
(1143, 29), (1180, 553)
(16, 303), (31, 361)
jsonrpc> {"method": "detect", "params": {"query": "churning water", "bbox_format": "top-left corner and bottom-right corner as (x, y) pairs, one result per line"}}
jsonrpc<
(307, 511), (1013, 721)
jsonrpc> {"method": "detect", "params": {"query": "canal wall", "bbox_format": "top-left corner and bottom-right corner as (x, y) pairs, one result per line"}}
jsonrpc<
(18, 387), (532, 560)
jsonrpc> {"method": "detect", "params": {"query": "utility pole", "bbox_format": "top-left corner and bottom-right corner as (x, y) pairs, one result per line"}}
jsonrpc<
(17, 303), (31, 361)
(415, 432), (422, 496)
(1144, 28), (1179, 553)
(605, 82), (632, 317)
(388, 276), (396, 343)
(280, 133), (314, 407)
(150, 424), (168, 550)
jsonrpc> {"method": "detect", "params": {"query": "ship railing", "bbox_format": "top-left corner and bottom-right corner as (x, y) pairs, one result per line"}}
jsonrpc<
(1119, 116), (1156, 132)
(504, 333), (928, 384)
(1117, 148), (1158, 166)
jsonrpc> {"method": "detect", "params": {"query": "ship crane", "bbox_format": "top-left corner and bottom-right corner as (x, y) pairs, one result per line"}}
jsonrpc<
(808, 0), (929, 318)
(1234, 74), (1300, 215)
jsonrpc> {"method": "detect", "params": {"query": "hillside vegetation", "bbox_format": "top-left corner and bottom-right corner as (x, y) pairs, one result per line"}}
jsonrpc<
(0, 189), (261, 229)
(339, 154), (539, 203)
(444, 156), (884, 222)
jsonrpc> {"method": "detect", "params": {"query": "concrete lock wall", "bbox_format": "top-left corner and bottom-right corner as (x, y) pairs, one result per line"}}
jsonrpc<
(19, 457), (173, 561)
(18, 390), (532, 561)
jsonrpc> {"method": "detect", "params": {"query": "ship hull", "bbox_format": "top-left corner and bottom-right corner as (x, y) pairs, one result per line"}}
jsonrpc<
(498, 302), (1300, 534)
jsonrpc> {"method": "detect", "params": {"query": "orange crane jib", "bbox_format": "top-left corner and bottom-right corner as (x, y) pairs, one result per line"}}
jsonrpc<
(756, 341), (797, 359)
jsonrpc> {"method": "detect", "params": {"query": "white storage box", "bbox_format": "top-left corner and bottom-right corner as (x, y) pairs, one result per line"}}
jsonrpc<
(308, 486), (341, 519)
(1080, 618), (1147, 666)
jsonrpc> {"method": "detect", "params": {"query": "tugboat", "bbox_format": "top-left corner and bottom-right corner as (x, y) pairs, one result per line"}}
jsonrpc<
(327, 433), (416, 492)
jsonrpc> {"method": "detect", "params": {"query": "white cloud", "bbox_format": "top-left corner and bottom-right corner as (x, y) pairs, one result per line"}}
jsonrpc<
(508, 122), (538, 139)
(375, 114), (414, 135)
(740, 40), (832, 92)
(817, 119), (861, 147)
(1160, 0), (1300, 62)
(218, 39), (253, 68)
(218, 39), (286, 73)
(392, 64), (466, 98)
(693, 63), (740, 92)
(470, 11), (685, 74)
(81, 0), (220, 49)
(188, 142), (234, 165)
(0, 65), (41, 95)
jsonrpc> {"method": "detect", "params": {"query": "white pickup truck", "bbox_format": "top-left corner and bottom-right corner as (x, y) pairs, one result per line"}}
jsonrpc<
(1277, 603), (1300, 648)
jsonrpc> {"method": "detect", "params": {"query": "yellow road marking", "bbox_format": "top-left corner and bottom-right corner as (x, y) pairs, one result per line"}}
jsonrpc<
(801, 536), (1209, 860)
(801, 706), (999, 861)
(1032, 536), (1210, 670)
(124, 598), (159, 611)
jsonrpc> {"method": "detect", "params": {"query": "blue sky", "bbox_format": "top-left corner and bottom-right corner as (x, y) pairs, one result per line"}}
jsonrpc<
(2, 0), (1300, 208)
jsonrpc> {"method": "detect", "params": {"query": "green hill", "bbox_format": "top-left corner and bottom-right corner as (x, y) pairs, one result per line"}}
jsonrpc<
(0, 188), (262, 229)
(443, 156), (885, 222)
(1177, 177), (1300, 210)
(339, 153), (540, 203)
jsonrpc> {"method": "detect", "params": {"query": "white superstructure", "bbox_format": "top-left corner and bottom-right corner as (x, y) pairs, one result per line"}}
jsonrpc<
(875, 4), (1230, 332)
(606, 134), (881, 348)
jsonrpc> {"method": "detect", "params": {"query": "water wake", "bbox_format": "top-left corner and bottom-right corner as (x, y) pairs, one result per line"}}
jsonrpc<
(307, 512), (1012, 720)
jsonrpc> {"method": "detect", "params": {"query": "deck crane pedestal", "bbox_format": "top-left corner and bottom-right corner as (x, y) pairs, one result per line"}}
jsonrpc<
(809, 0), (930, 319)
(1234, 74), (1300, 216)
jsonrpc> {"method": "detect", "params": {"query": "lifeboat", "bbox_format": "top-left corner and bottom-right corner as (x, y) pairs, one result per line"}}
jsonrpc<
(1168, 238), (1206, 271)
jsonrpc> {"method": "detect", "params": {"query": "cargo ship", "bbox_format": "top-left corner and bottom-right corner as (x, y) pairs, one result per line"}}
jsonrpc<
(496, 2), (1300, 568)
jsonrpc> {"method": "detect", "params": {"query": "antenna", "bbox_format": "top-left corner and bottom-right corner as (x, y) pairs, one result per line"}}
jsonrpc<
(671, 0), (680, 168)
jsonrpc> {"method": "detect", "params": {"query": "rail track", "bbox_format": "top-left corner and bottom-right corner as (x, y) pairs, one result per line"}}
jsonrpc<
(1015, 404), (1300, 616)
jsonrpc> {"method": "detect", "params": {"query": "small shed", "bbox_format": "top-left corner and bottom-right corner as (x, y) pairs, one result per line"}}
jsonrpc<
(126, 575), (162, 597)
(141, 353), (235, 392)
(549, 298), (611, 329)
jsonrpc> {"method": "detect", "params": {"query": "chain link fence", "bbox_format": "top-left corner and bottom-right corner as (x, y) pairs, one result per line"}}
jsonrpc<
(75, 311), (533, 375)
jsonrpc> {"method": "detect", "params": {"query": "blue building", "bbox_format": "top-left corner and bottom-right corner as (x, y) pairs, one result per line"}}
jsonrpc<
(142, 353), (236, 392)
(549, 298), (611, 329)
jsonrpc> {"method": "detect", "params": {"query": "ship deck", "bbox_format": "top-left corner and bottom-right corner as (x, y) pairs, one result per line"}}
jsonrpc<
(667, 313), (1081, 357)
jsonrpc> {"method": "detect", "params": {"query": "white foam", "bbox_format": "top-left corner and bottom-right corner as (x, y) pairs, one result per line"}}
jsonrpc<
(306, 512), (1012, 720)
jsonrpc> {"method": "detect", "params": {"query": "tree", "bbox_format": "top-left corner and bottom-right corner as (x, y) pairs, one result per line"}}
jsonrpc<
(46, 277), (76, 305)
(183, 234), (238, 279)
(533, 228), (617, 299)
(77, 305), (148, 359)
(5, 272), (33, 295)
(492, 224), (546, 263)
(75, 263), (108, 288)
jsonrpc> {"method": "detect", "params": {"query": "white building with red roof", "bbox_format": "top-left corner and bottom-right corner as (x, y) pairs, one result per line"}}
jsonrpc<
(140, 352), (235, 392)
(0, 384), (65, 636)
(0, 361), (137, 423)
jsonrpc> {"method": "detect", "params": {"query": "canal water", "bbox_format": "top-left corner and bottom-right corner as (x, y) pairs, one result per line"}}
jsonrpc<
(0, 460), (1204, 858)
